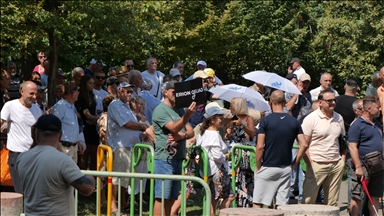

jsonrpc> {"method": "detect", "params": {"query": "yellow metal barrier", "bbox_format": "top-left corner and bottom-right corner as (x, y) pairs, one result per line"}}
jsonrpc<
(96, 144), (113, 216)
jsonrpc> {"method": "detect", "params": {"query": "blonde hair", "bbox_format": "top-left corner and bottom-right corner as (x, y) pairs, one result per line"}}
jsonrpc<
(230, 97), (248, 115)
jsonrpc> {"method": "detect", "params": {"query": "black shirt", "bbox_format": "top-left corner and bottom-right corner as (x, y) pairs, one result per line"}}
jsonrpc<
(335, 95), (358, 133)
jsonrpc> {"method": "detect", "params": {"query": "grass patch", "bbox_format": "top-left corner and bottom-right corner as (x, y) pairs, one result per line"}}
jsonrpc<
(77, 189), (205, 216)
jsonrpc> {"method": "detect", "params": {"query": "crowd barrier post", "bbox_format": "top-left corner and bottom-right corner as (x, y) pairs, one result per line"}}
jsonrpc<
(181, 145), (209, 216)
(95, 144), (113, 216)
(130, 143), (155, 216)
(230, 145), (256, 208)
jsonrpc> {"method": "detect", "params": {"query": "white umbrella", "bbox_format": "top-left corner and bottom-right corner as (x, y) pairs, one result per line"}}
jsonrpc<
(243, 71), (302, 95)
(209, 84), (270, 111)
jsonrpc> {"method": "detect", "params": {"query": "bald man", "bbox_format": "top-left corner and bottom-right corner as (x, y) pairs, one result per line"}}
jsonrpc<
(253, 90), (308, 208)
(1, 81), (43, 193)
(310, 73), (339, 102)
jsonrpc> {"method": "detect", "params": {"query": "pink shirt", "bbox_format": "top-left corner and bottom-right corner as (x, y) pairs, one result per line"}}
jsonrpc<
(33, 65), (45, 75)
(301, 109), (345, 162)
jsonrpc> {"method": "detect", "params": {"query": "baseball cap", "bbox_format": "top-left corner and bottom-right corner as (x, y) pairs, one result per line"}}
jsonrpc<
(286, 73), (297, 81)
(204, 106), (225, 119)
(35, 114), (62, 132)
(299, 73), (311, 82)
(204, 68), (215, 77)
(193, 70), (208, 79)
(290, 57), (300, 64)
(57, 68), (65, 77)
(169, 68), (181, 77)
(116, 66), (128, 77)
(117, 82), (134, 90)
(141, 78), (152, 90)
(89, 58), (106, 66)
(196, 60), (207, 67)
(164, 80), (176, 90)
(62, 81), (78, 95)
(106, 76), (117, 86)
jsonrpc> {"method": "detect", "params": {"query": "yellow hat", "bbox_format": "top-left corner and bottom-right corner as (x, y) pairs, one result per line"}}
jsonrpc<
(204, 68), (215, 77)
(116, 66), (128, 77)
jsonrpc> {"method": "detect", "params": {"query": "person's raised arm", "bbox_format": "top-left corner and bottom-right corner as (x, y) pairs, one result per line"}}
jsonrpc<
(164, 102), (196, 133)
(71, 175), (95, 196)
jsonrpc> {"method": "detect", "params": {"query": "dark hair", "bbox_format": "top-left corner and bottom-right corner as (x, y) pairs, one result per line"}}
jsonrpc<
(318, 89), (335, 101)
(30, 71), (41, 80)
(200, 115), (219, 136)
(79, 74), (96, 107)
(346, 78), (358, 87)
(173, 61), (183, 68)
(163, 74), (172, 82)
(102, 94), (115, 112)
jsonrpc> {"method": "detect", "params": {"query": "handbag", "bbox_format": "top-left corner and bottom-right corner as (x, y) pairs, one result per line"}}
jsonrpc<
(363, 151), (384, 176)
(338, 134), (348, 154)
(0, 146), (14, 186)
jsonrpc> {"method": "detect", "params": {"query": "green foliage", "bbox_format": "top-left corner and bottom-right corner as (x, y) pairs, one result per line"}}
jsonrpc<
(1, 1), (383, 98)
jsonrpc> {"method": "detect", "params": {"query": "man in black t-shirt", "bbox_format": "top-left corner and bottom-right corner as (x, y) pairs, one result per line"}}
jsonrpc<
(335, 78), (359, 132)
(253, 90), (308, 208)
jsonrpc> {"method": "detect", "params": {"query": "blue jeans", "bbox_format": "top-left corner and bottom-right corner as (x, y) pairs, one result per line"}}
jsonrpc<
(154, 159), (182, 200)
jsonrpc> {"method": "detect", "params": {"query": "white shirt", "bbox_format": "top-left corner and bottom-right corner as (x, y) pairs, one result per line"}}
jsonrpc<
(51, 99), (79, 143)
(141, 70), (164, 100)
(310, 86), (339, 102)
(107, 99), (141, 151)
(1, 99), (42, 152)
(196, 130), (228, 176)
(93, 88), (109, 112)
(293, 66), (306, 78)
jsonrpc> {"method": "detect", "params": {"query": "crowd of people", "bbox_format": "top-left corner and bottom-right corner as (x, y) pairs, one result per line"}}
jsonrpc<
(0, 53), (383, 216)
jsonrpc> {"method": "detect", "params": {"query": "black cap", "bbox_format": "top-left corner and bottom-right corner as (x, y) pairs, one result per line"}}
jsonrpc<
(35, 114), (62, 132)
(290, 57), (300, 64)
(286, 73), (297, 80)
(106, 76), (117, 86)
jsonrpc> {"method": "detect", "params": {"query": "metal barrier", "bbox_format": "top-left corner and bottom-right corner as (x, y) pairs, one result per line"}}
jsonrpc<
(130, 144), (155, 216)
(181, 145), (209, 216)
(96, 144), (113, 216)
(74, 171), (212, 216)
(230, 145), (256, 208)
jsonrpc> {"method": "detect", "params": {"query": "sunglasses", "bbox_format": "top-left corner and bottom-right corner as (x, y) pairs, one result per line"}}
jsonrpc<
(127, 65), (134, 68)
(126, 90), (133, 94)
(323, 98), (337, 103)
(39, 56), (47, 59)
(203, 79), (208, 83)
(95, 76), (106, 80)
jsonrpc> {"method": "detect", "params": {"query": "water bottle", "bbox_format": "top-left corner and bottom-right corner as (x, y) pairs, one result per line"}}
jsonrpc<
(226, 140), (232, 151)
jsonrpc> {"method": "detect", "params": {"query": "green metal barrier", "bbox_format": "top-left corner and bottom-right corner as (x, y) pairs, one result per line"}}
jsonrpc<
(181, 145), (209, 216)
(74, 171), (212, 216)
(230, 145), (256, 208)
(130, 144), (155, 216)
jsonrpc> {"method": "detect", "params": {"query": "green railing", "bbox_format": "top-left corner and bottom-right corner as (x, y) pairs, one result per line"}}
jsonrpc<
(74, 171), (212, 216)
(181, 145), (209, 216)
(230, 145), (256, 208)
(130, 144), (155, 216)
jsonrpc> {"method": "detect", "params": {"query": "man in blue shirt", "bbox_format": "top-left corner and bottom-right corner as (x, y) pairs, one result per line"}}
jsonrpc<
(348, 96), (383, 216)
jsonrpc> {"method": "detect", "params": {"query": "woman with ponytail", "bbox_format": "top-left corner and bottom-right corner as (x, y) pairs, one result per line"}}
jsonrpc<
(196, 106), (234, 216)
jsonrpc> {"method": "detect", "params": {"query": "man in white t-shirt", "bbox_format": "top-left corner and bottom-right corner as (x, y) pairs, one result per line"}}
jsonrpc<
(107, 82), (148, 213)
(310, 72), (339, 102)
(93, 70), (109, 114)
(141, 57), (164, 100)
(0, 81), (42, 193)
(288, 57), (306, 78)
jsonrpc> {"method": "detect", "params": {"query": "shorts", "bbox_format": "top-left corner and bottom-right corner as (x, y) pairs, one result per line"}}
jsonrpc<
(208, 165), (234, 200)
(351, 165), (384, 200)
(112, 147), (132, 188)
(253, 165), (291, 206)
(154, 159), (182, 200)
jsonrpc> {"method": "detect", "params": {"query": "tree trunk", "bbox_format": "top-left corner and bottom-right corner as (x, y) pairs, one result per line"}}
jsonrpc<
(47, 29), (58, 107)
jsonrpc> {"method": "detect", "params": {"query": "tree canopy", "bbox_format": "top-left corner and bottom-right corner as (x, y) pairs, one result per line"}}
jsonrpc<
(1, 1), (383, 104)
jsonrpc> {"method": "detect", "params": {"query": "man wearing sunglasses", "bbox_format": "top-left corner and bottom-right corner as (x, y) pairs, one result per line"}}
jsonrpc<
(93, 70), (108, 115)
(124, 59), (135, 72)
(301, 89), (346, 207)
